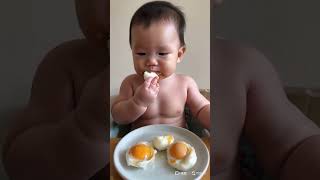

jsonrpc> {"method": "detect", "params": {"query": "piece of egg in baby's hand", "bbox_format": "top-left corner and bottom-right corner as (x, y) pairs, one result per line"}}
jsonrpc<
(143, 71), (158, 80)
(152, 135), (174, 151)
(126, 141), (157, 169)
(167, 141), (197, 171)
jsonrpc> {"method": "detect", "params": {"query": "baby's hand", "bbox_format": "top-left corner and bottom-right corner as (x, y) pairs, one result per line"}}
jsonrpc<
(133, 76), (159, 107)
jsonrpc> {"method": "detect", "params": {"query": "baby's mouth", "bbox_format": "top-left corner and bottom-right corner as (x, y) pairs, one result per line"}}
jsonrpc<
(154, 71), (161, 76)
(143, 71), (161, 76)
(142, 71), (163, 81)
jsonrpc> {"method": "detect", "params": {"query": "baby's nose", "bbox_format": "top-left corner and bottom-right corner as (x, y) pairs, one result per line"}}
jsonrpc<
(146, 57), (158, 65)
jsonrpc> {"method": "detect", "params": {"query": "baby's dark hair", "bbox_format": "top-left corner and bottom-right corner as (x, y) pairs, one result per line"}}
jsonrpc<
(129, 1), (186, 47)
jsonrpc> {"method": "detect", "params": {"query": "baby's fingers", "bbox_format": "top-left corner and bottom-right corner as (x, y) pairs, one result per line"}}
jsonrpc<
(151, 76), (159, 85)
(143, 77), (153, 88)
(149, 82), (160, 95)
(145, 76), (158, 89)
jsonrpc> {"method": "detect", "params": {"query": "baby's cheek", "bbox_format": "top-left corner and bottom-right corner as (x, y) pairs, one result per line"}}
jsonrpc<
(162, 66), (176, 76)
(133, 63), (143, 74)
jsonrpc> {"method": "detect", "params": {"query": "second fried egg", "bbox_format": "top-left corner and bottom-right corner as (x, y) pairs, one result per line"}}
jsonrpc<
(167, 141), (197, 171)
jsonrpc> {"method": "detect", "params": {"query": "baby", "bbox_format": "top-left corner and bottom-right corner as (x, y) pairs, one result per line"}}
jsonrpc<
(111, 1), (210, 130)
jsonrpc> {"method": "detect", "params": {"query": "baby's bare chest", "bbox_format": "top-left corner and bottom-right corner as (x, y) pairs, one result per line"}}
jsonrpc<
(139, 84), (187, 118)
(155, 90), (186, 115)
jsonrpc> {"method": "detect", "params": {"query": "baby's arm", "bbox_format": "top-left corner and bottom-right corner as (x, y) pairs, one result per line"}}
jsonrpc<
(2, 43), (108, 179)
(111, 76), (147, 124)
(186, 77), (210, 130)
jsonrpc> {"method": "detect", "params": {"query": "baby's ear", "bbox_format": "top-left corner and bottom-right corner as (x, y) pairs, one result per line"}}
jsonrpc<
(177, 46), (186, 63)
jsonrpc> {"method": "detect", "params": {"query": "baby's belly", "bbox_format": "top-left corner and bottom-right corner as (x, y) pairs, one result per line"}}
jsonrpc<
(131, 115), (186, 130)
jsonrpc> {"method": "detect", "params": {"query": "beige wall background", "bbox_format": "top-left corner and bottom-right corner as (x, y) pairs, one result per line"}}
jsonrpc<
(110, 0), (210, 95)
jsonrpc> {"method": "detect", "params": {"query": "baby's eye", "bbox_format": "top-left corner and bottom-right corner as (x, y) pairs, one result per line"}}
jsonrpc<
(136, 53), (146, 56)
(158, 53), (169, 56)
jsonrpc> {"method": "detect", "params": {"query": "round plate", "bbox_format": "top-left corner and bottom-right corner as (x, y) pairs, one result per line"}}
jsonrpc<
(113, 125), (210, 180)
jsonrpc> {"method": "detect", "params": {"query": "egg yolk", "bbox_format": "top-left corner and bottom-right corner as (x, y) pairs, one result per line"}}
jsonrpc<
(167, 135), (174, 144)
(130, 144), (153, 160)
(169, 142), (188, 159)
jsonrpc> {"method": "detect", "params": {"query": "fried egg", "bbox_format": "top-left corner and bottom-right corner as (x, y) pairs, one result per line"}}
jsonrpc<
(152, 135), (174, 151)
(143, 71), (159, 80)
(126, 141), (157, 169)
(167, 141), (197, 171)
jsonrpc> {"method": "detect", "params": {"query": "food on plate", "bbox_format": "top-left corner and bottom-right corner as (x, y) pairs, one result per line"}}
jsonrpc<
(152, 135), (174, 151)
(125, 135), (197, 171)
(126, 141), (157, 169)
(167, 141), (197, 171)
(143, 71), (159, 80)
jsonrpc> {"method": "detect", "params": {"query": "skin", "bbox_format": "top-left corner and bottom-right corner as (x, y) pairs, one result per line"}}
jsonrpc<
(111, 21), (210, 130)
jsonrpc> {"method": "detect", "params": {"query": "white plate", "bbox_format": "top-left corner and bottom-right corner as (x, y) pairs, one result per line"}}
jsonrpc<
(113, 124), (210, 180)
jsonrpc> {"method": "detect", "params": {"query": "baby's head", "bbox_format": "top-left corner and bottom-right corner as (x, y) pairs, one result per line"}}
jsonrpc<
(129, 1), (187, 80)
(74, 0), (109, 48)
(129, 1), (186, 47)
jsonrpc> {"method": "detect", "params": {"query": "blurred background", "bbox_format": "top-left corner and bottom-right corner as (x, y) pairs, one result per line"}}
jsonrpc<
(214, 0), (320, 88)
(214, 0), (320, 126)
(0, 1), (83, 179)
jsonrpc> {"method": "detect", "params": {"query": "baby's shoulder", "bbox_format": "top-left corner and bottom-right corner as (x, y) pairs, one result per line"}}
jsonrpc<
(121, 74), (142, 86)
(176, 74), (194, 83)
(175, 74), (197, 86)
(122, 74), (140, 81)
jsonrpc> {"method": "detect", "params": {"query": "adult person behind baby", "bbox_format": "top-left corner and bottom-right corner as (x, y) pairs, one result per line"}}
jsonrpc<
(111, 1), (210, 130)
(212, 0), (320, 179)
(2, 0), (109, 179)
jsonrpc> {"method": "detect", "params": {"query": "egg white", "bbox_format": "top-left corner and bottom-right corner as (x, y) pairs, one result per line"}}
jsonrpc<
(166, 141), (197, 171)
(152, 135), (174, 151)
(143, 71), (158, 80)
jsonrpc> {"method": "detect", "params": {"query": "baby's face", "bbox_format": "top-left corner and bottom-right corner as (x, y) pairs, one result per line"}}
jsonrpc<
(131, 22), (185, 80)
